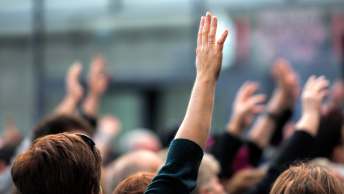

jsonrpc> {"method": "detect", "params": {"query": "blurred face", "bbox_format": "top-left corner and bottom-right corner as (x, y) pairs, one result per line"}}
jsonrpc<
(201, 176), (226, 194)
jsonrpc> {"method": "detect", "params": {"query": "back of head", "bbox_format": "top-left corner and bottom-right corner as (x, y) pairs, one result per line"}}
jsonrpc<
(107, 150), (163, 193)
(32, 114), (93, 141)
(270, 163), (344, 194)
(311, 109), (344, 160)
(226, 169), (266, 194)
(11, 133), (102, 194)
(113, 172), (156, 194)
(119, 129), (161, 153)
(191, 153), (221, 194)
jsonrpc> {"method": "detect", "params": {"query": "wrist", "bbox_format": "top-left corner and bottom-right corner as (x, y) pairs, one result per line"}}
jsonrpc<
(64, 95), (79, 105)
(226, 116), (243, 138)
(86, 91), (102, 100)
(196, 74), (218, 84)
(296, 112), (320, 137)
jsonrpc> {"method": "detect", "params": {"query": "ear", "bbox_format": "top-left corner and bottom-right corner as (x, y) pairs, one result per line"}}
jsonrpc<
(199, 186), (210, 194)
(332, 145), (344, 163)
(0, 160), (8, 174)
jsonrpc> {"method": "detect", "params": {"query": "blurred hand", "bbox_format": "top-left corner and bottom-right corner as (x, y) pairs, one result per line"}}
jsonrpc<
(296, 76), (329, 136)
(66, 61), (84, 101)
(328, 79), (344, 109)
(98, 115), (122, 137)
(227, 82), (266, 137)
(195, 12), (228, 81)
(269, 59), (300, 113)
(88, 56), (111, 97)
(2, 116), (22, 146)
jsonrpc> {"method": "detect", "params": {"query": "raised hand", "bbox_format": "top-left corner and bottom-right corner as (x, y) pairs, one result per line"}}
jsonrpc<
(269, 59), (300, 113)
(296, 76), (329, 136)
(227, 82), (266, 137)
(175, 12), (228, 150)
(55, 61), (84, 115)
(82, 56), (111, 117)
(87, 56), (111, 97)
(66, 61), (84, 101)
(196, 12), (228, 81)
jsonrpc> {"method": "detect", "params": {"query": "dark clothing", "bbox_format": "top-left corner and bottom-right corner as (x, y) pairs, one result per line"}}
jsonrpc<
(145, 138), (204, 194)
(209, 132), (243, 178)
(270, 109), (293, 146)
(246, 130), (314, 194)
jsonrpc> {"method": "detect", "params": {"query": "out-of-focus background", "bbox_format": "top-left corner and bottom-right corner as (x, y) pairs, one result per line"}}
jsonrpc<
(0, 0), (343, 137)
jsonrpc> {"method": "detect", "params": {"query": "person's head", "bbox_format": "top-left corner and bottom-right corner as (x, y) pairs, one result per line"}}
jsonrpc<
(226, 168), (266, 194)
(107, 150), (163, 193)
(32, 114), (93, 142)
(191, 154), (225, 194)
(270, 163), (344, 194)
(113, 172), (156, 194)
(11, 133), (102, 194)
(0, 144), (16, 174)
(311, 109), (344, 163)
(119, 129), (161, 153)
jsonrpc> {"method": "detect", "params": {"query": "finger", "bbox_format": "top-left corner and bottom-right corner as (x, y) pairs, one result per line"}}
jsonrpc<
(241, 82), (259, 100)
(91, 56), (106, 72)
(202, 12), (211, 47)
(253, 105), (265, 114)
(304, 75), (316, 90)
(313, 79), (330, 92)
(320, 90), (329, 99)
(236, 81), (251, 99)
(216, 29), (228, 52)
(208, 16), (217, 46)
(197, 16), (205, 47)
(247, 94), (266, 107)
(68, 61), (82, 81)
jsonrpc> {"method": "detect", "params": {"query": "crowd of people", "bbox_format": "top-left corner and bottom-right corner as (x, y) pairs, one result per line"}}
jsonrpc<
(0, 12), (344, 194)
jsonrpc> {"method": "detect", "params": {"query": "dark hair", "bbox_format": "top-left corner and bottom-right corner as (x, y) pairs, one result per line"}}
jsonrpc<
(32, 114), (94, 142)
(11, 133), (102, 194)
(113, 172), (156, 194)
(0, 144), (16, 165)
(270, 163), (344, 194)
(311, 109), (344, 159)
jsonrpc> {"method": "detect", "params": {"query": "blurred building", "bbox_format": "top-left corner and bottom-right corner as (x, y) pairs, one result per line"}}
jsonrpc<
(0, 0), (344, 139)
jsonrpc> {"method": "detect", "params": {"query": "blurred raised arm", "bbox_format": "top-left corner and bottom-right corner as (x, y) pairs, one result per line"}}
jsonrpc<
(210, 82), (266, 177)
(55, 61), (84, 115)
(248, 59), (299, 149)
(82, 56), (111, 118)
(247, 76), (329, 194)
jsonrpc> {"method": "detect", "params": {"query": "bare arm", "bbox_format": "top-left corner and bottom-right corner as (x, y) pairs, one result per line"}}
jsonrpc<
(249, 59), (299, 148)
(175, 13), (228, 150)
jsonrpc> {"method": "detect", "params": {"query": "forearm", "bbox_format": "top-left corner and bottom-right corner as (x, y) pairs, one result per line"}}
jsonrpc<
(55, 96), (79, 115)
(82, 93), (101, 117)
(248, 116), (275, 149)
(175, 77), (216, 150)
(248, 90), (283, 148)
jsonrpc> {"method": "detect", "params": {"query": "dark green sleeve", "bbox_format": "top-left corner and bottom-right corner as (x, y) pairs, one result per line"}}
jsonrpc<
(145, 139), (204, 194)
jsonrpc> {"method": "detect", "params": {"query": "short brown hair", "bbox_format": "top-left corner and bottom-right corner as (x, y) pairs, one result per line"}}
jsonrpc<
(113, 172), (156, 194)
(270, 163), (344, 194)
(11, 133), (102, 194)
(32, 114), (94, 141)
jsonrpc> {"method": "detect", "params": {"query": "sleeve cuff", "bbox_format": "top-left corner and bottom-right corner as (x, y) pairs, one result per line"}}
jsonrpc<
(167, 139), (204, 169)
